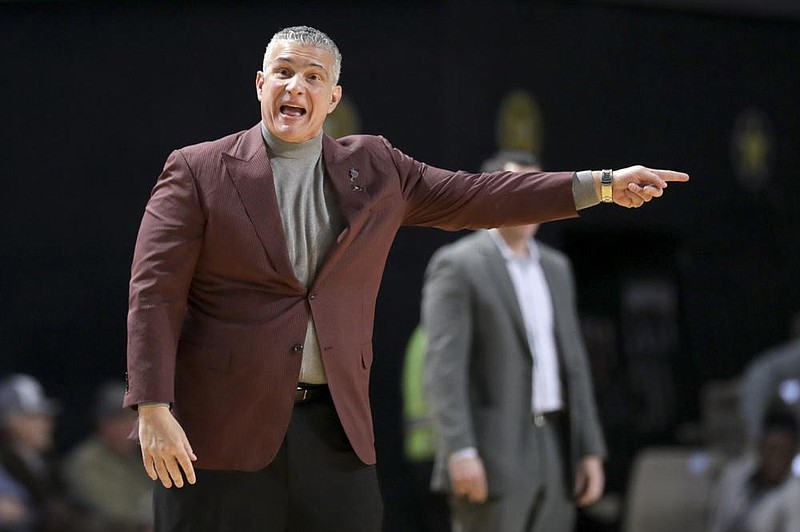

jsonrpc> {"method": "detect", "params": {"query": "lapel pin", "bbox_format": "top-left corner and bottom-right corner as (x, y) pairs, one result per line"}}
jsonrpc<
(349, 168), (359, 180)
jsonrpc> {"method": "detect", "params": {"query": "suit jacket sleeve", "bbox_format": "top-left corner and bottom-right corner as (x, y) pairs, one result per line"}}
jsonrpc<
(125, 149), (205, 407)
(421, 247), (476, 456)
(378, 137), (578, 229)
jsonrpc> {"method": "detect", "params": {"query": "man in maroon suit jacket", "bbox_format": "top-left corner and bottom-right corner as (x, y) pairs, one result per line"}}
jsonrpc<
(125, 25), (688, 532)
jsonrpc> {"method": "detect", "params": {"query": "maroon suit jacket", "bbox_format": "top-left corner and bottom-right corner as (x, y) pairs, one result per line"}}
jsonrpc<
(125, 123), (578, 471)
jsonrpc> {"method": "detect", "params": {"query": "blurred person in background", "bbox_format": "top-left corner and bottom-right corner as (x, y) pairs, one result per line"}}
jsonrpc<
(708, 405), (800, 532)
(740, 316), (800, 445)
(1, 462), (34, 531)
(422, 151), (607, 532)
(0, 373), (92, 531)
(63, 381), (153, 532)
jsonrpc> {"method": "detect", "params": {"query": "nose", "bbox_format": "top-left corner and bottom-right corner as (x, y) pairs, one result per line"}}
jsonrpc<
(285, 74), (305, 94)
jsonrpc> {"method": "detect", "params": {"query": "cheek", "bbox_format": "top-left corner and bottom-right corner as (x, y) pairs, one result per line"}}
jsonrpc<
(260, 95), (271, 109)
(260, 88), (278, 107)
(313, 97), (332, 118)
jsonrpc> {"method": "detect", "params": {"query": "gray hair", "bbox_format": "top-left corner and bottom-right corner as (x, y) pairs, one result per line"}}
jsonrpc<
(263, 26), (342, 85)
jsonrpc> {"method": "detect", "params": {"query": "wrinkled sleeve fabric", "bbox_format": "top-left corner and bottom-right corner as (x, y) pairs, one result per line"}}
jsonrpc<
(377, 137), (579, 229)
(125, 149), (205, 407)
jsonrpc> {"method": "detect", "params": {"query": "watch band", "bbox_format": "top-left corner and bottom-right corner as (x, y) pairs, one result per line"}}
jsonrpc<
(601, 169), (613, 203)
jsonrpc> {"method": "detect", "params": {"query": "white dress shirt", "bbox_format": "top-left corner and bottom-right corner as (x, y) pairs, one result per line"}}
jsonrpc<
(488, 229), (563, 414)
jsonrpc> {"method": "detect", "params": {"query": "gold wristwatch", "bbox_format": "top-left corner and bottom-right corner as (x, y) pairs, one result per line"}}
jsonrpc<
(601, 169), (613, 203)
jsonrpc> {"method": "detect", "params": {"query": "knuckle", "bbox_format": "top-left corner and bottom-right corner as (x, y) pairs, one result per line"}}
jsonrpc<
(155, 443), (181, 456)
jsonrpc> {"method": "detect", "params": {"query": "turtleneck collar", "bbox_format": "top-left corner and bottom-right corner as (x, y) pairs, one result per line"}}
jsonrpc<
(261, 122), (323, 160)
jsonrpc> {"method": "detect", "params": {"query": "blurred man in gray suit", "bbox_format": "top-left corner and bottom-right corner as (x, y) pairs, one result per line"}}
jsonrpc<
(422, 151), (607, 532)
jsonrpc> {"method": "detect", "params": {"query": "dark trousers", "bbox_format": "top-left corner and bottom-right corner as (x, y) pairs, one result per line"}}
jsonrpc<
(408, 460), (452, 532)
(154, 393), (383, 532)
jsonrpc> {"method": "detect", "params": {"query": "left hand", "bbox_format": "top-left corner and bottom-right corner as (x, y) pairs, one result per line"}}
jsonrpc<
(573, 455), (605, 507)
(137, 404), (197, 489)
(448, 454), (488, 504)
(610, 165), (690, 208)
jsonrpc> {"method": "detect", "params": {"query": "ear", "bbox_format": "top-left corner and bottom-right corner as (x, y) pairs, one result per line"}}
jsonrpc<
(255, 71), (265, 102)
(327, 85), (343, 114)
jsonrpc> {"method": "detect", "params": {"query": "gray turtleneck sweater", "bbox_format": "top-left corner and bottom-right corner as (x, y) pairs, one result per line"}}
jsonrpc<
(262, 124), (345, 384)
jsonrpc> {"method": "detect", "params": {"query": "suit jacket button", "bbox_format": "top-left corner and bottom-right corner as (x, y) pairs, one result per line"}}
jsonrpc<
(309, 293), (316, 301)
(292, 344), (304, 352)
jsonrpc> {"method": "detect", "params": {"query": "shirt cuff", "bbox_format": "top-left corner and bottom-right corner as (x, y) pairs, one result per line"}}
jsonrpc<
(573, 170), (600, 210)
(449, 447), (479, 465)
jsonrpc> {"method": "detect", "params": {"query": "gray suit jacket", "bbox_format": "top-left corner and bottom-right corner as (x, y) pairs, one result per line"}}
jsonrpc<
(422, 230), (606, 496)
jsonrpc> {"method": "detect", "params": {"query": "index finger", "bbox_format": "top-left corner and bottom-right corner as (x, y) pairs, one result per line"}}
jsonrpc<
(650, 169), (690, 182)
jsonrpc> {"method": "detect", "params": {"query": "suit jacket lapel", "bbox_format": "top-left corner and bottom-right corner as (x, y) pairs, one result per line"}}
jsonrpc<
(313, 135), (372, 283)
(222, 124), (301, 288)
(539, 248), (570, 363)
(475, 231), (529, 351)
(322, 134), (366, 230)
(538, 249), (567, 347)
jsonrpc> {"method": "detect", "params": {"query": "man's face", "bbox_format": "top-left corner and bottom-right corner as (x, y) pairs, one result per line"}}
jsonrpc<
(3, 412), (54, 453)
(257, 41), (342, 143)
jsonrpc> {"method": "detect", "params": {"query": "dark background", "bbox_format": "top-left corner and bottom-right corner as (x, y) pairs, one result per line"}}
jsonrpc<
(2, 0), (799, 529)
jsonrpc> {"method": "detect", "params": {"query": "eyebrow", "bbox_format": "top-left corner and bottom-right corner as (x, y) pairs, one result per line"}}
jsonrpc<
(273, 55), (328, 73)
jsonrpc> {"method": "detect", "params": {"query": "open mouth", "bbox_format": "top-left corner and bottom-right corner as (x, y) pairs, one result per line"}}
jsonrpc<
(280, 105), (306, 117)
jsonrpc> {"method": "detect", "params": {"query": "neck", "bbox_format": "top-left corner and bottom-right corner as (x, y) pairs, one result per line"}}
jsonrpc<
(500, 234), (530, 258)
(261, 122), (323, 160)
